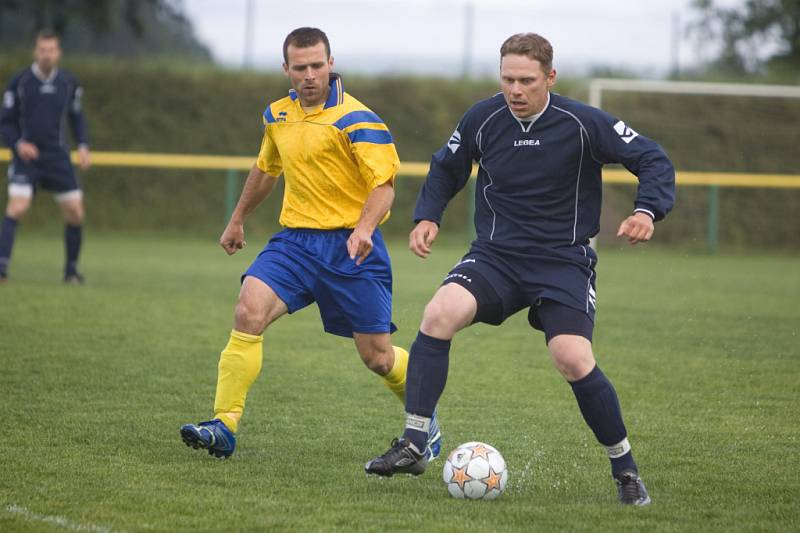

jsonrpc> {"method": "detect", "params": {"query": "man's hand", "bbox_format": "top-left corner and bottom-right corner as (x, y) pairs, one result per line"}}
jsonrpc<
(616, 212), (654, 245)
(347, 226), (373, 266)
(219, 221), (246, 255)
(409, 220), (439, 258)
(16, 140), (39, 162)
(77, 145), (91, 170)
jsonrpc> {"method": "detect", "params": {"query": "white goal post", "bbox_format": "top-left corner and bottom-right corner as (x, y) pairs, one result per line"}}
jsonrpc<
(587, 78), (800, 251)
(589, 78), (800, 109)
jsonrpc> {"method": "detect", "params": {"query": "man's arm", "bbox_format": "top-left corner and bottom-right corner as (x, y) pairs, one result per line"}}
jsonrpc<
(410, 112), (478, 258)
(2, 76), (41, 162)
(1, 77), (23, 151)
(68, 83), (90, 170)
(412, 141), (474, 226)
(582, 106), (675, 245)
(347, 182), (395, 266)
(219, 164), (279, 255)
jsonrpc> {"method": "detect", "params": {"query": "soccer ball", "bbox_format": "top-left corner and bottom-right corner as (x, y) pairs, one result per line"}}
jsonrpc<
(442, 442), (508, 500)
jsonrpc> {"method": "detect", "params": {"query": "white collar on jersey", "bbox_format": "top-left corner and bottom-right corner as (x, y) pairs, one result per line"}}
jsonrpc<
(510, 92), (550, 133)
(32, 62), (59, 84)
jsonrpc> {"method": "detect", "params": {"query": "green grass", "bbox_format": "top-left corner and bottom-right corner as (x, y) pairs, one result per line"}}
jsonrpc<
(1, 232), (798, 532)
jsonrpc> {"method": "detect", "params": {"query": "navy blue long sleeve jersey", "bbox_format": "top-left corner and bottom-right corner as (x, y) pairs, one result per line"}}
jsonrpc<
(414, 92), (675, 251)
(0, 65), (89, 154)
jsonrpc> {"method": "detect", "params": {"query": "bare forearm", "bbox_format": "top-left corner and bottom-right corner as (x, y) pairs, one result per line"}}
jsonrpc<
(230, 164), (279, 224)
(355, 182), (395, 234)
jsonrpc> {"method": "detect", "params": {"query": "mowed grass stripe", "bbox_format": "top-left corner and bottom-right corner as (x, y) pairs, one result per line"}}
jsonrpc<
(1, 234), (797, 531)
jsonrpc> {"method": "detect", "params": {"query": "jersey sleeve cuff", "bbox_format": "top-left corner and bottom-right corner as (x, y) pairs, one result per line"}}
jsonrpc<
(633, 207), (656, 220)
(412, 212), (442, 226)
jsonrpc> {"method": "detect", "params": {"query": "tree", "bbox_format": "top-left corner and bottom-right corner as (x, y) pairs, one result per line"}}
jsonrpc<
(690, 0), (800, 75)
(0, 0), (210, 60)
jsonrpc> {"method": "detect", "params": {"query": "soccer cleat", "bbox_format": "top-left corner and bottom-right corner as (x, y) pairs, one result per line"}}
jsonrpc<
(180, 419), (236, 458)
(427, 410), (443, 462)
(63, 272), (85, 285)
(615, 469), (651, 506)
(365, 438), (428, 477)
(0, 272), (6, 283)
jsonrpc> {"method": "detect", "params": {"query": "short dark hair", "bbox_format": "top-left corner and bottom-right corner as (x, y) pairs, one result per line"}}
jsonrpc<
(36, 29), (60, 43)
(500, 33), (553, 72)
(282, 27), (330, 63)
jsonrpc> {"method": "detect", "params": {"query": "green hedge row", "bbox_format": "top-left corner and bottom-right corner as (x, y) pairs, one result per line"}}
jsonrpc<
(1, 56), (797, 249)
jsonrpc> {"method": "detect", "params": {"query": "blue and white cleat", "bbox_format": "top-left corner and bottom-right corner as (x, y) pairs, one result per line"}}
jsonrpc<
(180, 419), (236, 458)
(427, 410), (443, 462)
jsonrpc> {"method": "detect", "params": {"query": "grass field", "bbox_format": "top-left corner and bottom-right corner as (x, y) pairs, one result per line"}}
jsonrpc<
(1, 232), (798, 532)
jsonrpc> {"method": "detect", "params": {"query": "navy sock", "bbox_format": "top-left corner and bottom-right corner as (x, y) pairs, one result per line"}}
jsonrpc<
(0, 216), (19, 275)
(403, 331), (451, 451)
(570, 365), (637, 477)
(64, 224), (82, 276)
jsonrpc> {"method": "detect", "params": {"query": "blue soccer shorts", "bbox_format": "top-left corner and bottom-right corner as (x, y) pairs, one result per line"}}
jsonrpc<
(7, 150), (80, 198)
(442, 244), (596, 343)
(243, 228), (397, 338)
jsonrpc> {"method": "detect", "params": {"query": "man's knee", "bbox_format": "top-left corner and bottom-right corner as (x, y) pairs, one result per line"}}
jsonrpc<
(420, 299), (448, 332)
(65, 206), (84, 225)
(6, 197), (31, 219)
(420, 296), (470, 339)
(362, 345), (394, 375)
(353, 333), (394, 375)
(234, 297), (269, 334)
(58, 197), (84, 225)
(548, 335), (595, 381)
(234, 278), (287, 335)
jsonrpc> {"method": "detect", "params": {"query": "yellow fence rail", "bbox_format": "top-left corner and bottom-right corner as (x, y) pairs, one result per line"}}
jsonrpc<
(3, 149), (799, 252)
(2, 149), (800, 188)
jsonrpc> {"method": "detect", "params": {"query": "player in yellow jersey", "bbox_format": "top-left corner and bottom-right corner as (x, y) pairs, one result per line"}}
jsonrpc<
(180, 27), (441, 460)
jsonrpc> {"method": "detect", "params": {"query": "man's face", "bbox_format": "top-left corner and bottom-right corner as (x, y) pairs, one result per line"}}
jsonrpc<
(500, 54), (556, 118)
(34, 37), (62, 73)
(283, 42), (333, 108)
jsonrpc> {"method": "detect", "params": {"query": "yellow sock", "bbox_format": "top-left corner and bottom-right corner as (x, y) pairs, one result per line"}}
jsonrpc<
(213, 329), (264, 433)
(382, 346), (408, 403)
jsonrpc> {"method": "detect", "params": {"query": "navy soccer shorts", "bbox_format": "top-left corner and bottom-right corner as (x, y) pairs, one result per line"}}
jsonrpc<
(442, 245), (596, 343)
(243, 228), (397, 338)
(7, 150), (80, 197)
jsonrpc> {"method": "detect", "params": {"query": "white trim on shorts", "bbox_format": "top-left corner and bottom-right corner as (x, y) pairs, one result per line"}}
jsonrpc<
(8, 183), (33, 198)
(53, 189), (83, 203)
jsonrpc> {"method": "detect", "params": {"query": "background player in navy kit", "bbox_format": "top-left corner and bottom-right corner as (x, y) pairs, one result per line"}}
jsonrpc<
(365, 33), (675, 506)
(0, 30), (91, 283)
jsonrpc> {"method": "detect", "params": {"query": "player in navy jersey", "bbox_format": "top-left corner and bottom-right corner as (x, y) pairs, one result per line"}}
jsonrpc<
(365, 33), (675, 506)
(0, 30), (91, 283)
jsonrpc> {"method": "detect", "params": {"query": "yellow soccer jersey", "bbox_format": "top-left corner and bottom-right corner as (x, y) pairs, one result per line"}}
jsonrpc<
(256, 74), (400, 229)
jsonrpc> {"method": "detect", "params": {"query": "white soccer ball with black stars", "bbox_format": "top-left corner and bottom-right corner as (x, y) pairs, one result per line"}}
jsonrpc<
(442, 441), (508, 500)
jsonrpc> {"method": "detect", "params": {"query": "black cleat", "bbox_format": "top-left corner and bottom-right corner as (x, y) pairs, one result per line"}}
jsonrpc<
(615, 469), (651, 506)
(64, 272), (85, 285)
(365, 438), (428, 477)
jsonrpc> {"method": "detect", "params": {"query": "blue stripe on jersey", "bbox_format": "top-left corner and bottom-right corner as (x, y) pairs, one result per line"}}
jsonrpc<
(333, 110), (384, 130)
(347, 128), (393, 144)
(263, 105), (276, 123)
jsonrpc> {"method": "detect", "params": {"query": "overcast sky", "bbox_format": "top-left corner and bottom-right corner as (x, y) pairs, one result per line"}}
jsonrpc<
(183, 0), (735, 77)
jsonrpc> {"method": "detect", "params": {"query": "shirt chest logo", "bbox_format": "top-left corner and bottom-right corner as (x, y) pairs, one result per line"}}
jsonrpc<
(39, 83), (56, 95)
(513, 139), (540, 147)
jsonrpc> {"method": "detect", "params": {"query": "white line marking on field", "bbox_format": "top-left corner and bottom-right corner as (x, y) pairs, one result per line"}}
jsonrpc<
(4, 504), (118, 532)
